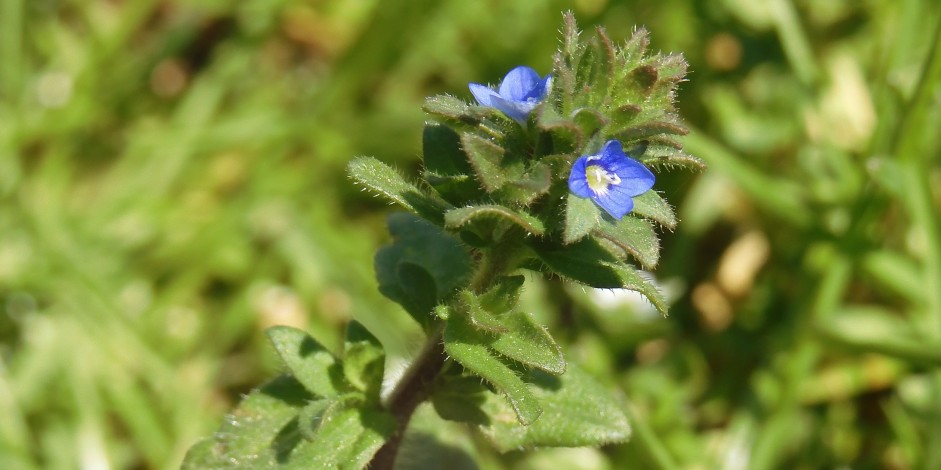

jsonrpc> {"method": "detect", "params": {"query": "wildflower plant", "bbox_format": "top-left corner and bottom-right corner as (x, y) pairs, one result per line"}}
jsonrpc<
(184, 13), (703, 469)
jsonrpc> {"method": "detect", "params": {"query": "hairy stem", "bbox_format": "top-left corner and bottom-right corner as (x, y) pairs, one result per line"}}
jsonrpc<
(370, 246), (506, 469)
(370, 327), (445, 470)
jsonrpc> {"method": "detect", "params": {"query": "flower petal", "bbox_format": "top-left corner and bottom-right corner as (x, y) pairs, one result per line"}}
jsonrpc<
(599, 140), (655, 196)
(567, 157), (593, 198)
(593, 184), (636, 220)
(469, 83), (498, 107)
(498, 66), (542, 102)
(490, 94), (537, 124)
(533, 75), (553, 100)
(600, 140), (624, 160)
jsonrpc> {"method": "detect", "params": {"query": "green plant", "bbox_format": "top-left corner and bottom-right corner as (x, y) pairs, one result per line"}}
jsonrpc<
(182, 12), (700, 469)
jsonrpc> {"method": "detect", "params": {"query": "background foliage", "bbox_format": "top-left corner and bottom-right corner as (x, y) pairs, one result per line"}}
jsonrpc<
(1, 0), (940, 468)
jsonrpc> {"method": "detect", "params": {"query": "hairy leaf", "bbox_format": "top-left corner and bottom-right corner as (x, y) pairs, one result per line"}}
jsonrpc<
(631, 190), (677, 229)
(593, 216), (660, 269)
(375, 213), (472, 326)
(488, 311), (565, 375)
(181, 375), (314, 469)
(530, 238), (667, 316)
(479, 365), (631, 452)
(290, 400), (395, 469)
(423, 94), (506, 128)
(455, 292), (565, 375)
(478, 275), (526, 313)
(564, 193), (601, 244)
(342, 322), (385, 401)
(266, 326), (341, 398)
(431, 373), (493, 425)
(347, 157), (451, 222)
(493, 162), (554, 206)
(445, 204), (545, 236)
(461, 132), (522, 192)
(458, 290), (508, 333)
(536, 105), (583, 150)
(422, 123), (484, 203)
(444, 314), (543, 425)
(611, 120), (688, 145)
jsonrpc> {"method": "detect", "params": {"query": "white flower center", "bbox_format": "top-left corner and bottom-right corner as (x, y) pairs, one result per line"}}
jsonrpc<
(585, 164), (620, 196)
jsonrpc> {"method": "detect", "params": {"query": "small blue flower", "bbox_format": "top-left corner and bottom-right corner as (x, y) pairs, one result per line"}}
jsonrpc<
(568, 140), (655, 220)
(469, 66), (552, 124)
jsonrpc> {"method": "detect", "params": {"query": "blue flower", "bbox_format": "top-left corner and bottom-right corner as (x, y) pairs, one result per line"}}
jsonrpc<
(469, 66), (551, 124)
(568, 140), (655, 220)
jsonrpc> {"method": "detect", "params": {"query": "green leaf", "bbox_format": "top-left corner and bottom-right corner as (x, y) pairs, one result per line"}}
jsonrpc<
(631, 190), (677, 230)
(341, 411), (398, 470)
(611, 120), (688, 145)
(492, 161), (553, 206)
(423, 123), (474, 176)
(181, 375), (314, 469)
(640, 141), (707, 171)
(458, 290), (508, 333)
(608, 104), (642, 131)
(347, 157), (451, 222)
(431, 373), (493, 425)
(618, 27), (651, 71)
(453, 294), (566, 375)
(572, 27), (617, 109)
(656, 53), (689, 83)
(396, 262), (439, 323)
(478, 275), (525, 313)
(617, 64), (659, 104)
(454, 276), (525, 332)
(537, 105), (583, 151)
(180, 438), (217, 470)
(375, 213), (472, 325)
(266, 326), (341, 398)
(290, 400), (396, 469)
(461, 132), (521, 192)
(488, 311), (566, 375)
(342, 322), (386, 400)
(572, 108), (609, 139)
(552, 12), (582, 114)
(445, 204), (545, 236)
(422, 95), (502, 126)
(422, 123), (483, 203)
(423, 94), (472, 122)
(530, 238), (668, 316)
(297, 398), (333, 441)
(592, 216), (660, 269)
(478, 364), (631, 452)
(444, 314), (543, 425)
(564, 193), (601, 244)
(395, 405), (481, 470)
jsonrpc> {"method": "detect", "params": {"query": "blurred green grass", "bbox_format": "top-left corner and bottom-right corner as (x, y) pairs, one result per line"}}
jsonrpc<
(1, 0), (940, 469)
